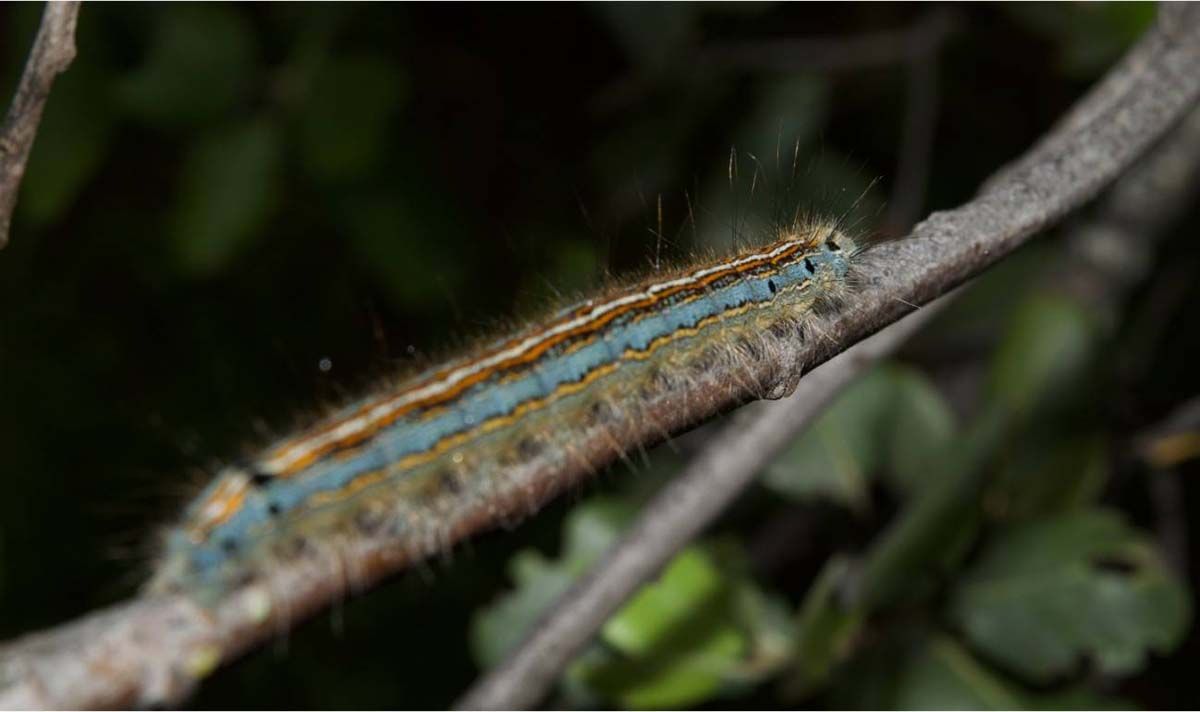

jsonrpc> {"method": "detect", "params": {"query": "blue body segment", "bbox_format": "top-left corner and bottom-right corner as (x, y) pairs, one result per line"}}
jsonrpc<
(169, 243), (850, 584)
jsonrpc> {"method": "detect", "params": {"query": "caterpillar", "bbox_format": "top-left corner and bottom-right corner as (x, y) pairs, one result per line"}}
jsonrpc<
(148, 218), (860, 599)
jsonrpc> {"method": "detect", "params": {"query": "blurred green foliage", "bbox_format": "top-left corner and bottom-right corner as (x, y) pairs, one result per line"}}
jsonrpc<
(1, 2), (1196, 709)
(473, 280), (1190, 707)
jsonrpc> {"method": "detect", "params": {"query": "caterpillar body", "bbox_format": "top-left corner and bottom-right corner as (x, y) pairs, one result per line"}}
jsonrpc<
(150, 220), (858, 597)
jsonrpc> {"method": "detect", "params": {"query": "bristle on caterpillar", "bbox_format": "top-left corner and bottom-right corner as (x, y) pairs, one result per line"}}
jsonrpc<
(148, 218), (861, 598)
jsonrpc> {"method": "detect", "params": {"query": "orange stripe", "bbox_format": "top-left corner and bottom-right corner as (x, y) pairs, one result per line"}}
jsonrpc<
(267, 240), (811, 474)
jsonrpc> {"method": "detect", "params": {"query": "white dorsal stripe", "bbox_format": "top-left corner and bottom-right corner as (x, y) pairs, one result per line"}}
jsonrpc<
(260, 236), (819, 474)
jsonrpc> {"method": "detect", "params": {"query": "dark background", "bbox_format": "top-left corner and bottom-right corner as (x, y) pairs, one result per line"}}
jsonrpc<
(2, 3), (1197, 708)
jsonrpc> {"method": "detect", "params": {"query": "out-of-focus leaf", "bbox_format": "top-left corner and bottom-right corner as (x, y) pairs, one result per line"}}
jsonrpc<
(930, 245), (1057, 352)
(884, 366), (958, 495)
(603, 550), (729, 655)
(727, 576), (796, 683)
(591, 3), (700, 72)
(592, 83), (727, 227)
(1034, 687), (1136, 711)
(763, 367), (894, 508)
(832, 631), (1133, 710)
(784, 556), (864, 699)
(563, 566), (791, 710)
(889, 635), (1026, 710)
(950, 509), (1191, 683)
(988, 433), (1108, 519)
(764, 364), (958, 507)
(340, 190), (467, 311)
(856, 408), (1009, 611)
(299, 55), (406, 183)
(18, 63), (116, 227)
(2, 4), (41, 75)
(735, 76), (830, 166)
(577, 549), (745, 709)
(514, 235), (601, 314)
(167, 120), (282, 276)
(474, 497), (789, 708)
(470, 499), (632, 669)
(1004, 4), (1155, 78)
(547, 239), (601, 294)
(118, 5), (257, 129)
(988, 294), (1096, 417)
(469, 549), (576, 672)
(830, 633), (1023, 709)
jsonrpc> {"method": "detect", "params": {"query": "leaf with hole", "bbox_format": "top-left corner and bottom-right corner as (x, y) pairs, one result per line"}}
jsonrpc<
(167, 120), (282, 276)
(950, 509), (1190, 683)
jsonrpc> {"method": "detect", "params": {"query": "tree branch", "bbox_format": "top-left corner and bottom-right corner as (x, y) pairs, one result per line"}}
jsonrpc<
(455, 295), (954, 710)
(458, 14), (1200, 706)
(1055, 101), (1200, 316)
(0, 1), (81, 249)
(3, 5), (1200, 710)
(456, 16), (1200, 705)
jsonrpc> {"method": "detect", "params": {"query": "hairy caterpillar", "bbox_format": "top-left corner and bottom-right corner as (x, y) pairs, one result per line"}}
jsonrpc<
(149, 218), (860, 598)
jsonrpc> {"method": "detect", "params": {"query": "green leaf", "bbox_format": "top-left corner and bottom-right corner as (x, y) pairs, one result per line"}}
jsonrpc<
(830, 632), (1025, 710)
(856, 409), (1010, 611)
(988, 294), (1097, 418)
(784, 556), (865, 698)
(1035, 687), (1137, 711)
(167, 120), (282, 276)
(727, 576), (797, 682)
(950, 509), (1191, 683)
(18, 63), (116, 227)
(118, 5), (257, 129)
(469, 549), (575, 672)
(894, 635), (1027, 710)
(513, 236), (602, 315)
(298, 55), (406, 183)
(763, 367), (894, 508)
(1004, 4), (1155, 78)
(832, 631), (1133, 710)
(764, 365), (959, 506)
(473, 498), (788, 708)
(884, 366), (958, 495)
(989, 433), (1108, 519)
(470, 499), (631, 669)
(577, 549), (745, 709)
(340, 189), (468, 312)
(591, 3), (700, 72)
(604, 550), (730, 654)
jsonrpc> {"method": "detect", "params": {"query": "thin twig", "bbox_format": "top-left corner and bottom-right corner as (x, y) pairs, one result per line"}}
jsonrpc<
(0, 1), (81, 249)
(4, 5), (1200, 710)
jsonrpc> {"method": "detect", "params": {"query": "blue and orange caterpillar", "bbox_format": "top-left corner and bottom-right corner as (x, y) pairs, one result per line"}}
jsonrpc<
(150, 220), (859, 597)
